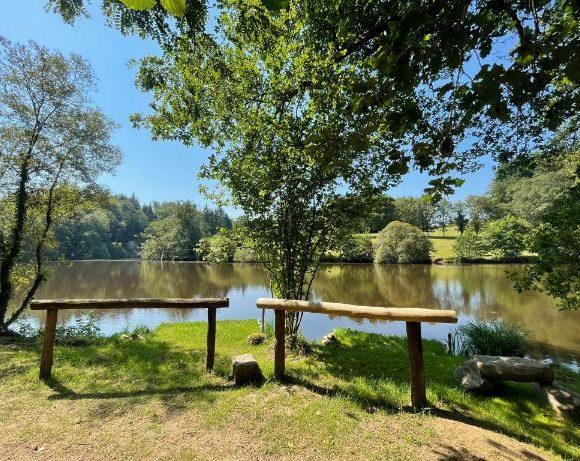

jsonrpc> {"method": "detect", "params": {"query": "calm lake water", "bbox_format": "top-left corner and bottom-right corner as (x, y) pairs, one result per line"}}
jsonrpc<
(23, 260), (580, 367)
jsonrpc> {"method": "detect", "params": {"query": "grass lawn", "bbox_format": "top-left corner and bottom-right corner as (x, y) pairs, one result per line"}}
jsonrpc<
(1, 320), (578, 460)
(428, 235), (456, 260)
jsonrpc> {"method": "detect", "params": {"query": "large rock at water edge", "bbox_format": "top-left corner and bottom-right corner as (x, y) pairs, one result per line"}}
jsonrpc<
(232, 354), (264, 385)
(453, 359), (497, 392)
(534, 383), (580, 420)
(474, 355), (555, 384)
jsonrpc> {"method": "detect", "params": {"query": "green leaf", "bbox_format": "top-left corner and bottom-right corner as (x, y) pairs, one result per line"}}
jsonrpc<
(120, 0), (156, 11)
(161, 0), (186, 17)
(262, 0), (289, 11)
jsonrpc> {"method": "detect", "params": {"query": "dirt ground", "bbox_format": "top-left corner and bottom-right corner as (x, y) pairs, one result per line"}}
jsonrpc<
(0, 388), (556, 461)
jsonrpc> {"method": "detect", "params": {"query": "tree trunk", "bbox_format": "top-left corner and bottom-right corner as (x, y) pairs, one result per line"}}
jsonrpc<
(5, 171), (60, 328)
(0, 156), (30, 329)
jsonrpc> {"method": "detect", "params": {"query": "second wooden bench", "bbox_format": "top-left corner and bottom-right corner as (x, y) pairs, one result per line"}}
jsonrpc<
(256, 298), (457, 408)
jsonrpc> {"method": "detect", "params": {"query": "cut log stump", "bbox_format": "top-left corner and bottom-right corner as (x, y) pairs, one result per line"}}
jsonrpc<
(534, 383), (580, 421)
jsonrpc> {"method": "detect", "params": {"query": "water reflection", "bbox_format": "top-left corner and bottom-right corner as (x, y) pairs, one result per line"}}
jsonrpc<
(24, 260), (579, 366)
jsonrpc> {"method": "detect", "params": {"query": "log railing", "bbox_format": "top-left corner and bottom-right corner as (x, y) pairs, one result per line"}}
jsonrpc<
(30, 297), (229, 379)
(256, 298), (458, 409)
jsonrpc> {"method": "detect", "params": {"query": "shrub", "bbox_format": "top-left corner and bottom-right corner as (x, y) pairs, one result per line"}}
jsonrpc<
(338, 234), (374, 262)
(373, 221), (431, 263)
(454, 320), (529, 357)
(480, 215), (530, 260)
(288, 333), (313, 355)
(233, 246), (260, 262)
(28, 314), (103, 346)
(197, 228), (237, 263)
(247, 332), (266, 345)
(453, 229), (485, 262)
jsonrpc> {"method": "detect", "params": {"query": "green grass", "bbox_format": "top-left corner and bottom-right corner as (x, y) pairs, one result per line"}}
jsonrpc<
(1, 321), (578, 459)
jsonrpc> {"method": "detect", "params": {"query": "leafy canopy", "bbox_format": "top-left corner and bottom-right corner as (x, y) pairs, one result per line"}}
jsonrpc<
(132, 2), (406, 287)
(301, 0), (579, 179)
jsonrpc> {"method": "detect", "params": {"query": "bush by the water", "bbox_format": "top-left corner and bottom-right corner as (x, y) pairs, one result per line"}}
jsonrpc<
(454, 320), (529, 357)
(480, 215), (530, 260)
(233, 246), (260, 262)
(15, 315), (103, 346)
(454, 229), (486, 262)
(197, 228), (237, 263)
(373, 221), (431, 263)
(337, 234), (374, 262)
(453, 215), (530, 261)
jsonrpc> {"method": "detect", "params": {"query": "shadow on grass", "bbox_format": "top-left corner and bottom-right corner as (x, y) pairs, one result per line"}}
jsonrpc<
(428, 235), (456, 240)
(44, 378), (232, 400)
(433, 440), (551, 461)
(41, 336), (236, 401)
(286, 329), (579, 458)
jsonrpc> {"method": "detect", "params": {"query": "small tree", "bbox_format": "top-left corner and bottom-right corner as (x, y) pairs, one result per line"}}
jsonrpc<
(337, 234), (374, 263)
(433, 198), (453, 236)
(364, 195), (397, 233)
(454, 202), (469, 234)
(453, 229), (485, 262)
(132, 4), (410, 337)
(480, 215), (530, 260)
(466, 195), (501, 233)
(141, 201), (204, 260)
(0, 39), (121, 332)
(373, 221), (431, 264)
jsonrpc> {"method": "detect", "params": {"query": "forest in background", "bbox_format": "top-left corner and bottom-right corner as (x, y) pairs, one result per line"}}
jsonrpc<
(46, 190), (232, 261)
(46, 143), (574, 264)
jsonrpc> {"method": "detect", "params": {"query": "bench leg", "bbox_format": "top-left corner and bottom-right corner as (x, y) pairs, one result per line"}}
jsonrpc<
(406, 321), (427, 408)
(274, 309), (285, 380)
(40, 308), (58, 380)
(206, 307), (217, 371)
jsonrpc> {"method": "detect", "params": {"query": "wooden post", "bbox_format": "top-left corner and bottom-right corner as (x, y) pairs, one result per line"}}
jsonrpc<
(206, 307), (217, 371)
(274, 309), (285, 380)
(39, 308), (58, 379)
(406, 321), (427, 408)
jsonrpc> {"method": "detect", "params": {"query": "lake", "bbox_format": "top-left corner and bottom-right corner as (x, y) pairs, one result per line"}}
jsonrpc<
(23, 260), (580, 368)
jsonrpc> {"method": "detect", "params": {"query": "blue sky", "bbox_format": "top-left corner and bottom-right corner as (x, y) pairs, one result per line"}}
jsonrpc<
(1, 1), (495, 210)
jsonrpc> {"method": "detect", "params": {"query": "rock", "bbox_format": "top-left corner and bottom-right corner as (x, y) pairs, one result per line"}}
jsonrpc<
(453, 359), (497, 392)
(474, 355), (555, 384)
(534, 383), (580, 420)
(322, 331), (337, 345)
(232, 354), (264, 385)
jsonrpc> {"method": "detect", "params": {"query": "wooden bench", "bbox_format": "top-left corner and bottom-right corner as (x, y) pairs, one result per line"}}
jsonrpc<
(256, 298), (458, 408)
(30, 297), (229, 379)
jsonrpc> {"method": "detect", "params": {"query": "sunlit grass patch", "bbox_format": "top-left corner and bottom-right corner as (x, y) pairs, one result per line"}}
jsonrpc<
(0, 320), (578, 459)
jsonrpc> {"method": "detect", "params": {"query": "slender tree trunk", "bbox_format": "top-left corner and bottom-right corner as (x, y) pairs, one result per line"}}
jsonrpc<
(0, 155), (31, 331)
(5, 171), (60, 327)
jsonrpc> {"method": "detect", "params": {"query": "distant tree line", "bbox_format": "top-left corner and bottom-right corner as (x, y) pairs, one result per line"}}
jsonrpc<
(50, 191), (232, 261)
